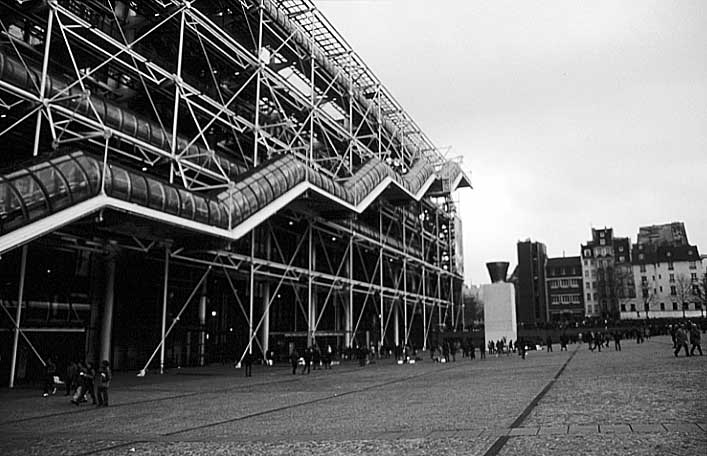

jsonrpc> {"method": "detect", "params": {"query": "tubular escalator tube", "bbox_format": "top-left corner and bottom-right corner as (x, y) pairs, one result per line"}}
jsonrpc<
(145, 177), (166, 212)
(207, 200), (221, 228)
(108, 166), (131, 201)
(67, 152), (97, 195)
(253, 168), (275, 204)
(178, 189), (196, 221)
(225, 190), (247, 226)
(193, 194), (210, 225)
(163, 185), (181, 216)
(237, 179), (258, 220)
(246, 174), (267, 209)
(0, 51), (245, 180)
(267, 165), (288, 199)
(128, 173), (149, 207)
(0, 178), (29, 233)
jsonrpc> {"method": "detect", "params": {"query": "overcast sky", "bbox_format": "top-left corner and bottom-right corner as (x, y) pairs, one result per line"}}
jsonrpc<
(315, 0), (707, 285)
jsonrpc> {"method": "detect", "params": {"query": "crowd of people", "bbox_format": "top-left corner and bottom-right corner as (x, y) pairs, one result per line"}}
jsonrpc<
(41, 358), (112, 407)
(289, 345), (335, 374)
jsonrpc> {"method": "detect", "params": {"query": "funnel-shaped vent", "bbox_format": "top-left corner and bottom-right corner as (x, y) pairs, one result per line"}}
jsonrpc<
(486, 262), (509, 283)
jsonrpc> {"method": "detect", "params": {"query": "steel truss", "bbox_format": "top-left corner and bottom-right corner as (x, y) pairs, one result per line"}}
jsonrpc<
(0, 0), (469, 381)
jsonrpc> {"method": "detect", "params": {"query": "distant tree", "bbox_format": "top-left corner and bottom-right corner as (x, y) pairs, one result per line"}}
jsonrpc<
(640, 286), (656, 318)
(462, 288), (483, 326)
(608, 265), (635, 316)
(674, 274), (693, 319)
(694, 273), (707, 318)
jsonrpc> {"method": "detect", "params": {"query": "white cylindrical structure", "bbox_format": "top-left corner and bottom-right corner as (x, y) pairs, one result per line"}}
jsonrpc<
(99, 254), (116, 363)
(9, 245), (28, 388)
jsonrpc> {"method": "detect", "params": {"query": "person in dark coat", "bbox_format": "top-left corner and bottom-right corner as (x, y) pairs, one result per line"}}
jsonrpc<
(613, 332), (622, 351)
(290, 350), (299, 375)
(96, 360), (112, 406)
(242, 352), (253, 377)
(312, 345), (321, 370)
(71, 362), (96, 405)
(689, 323), (703, 356)
(64, 360), (78, 396)
(322, 345), (332, 369)
(302, 346), (312, 374)
(674, 325), (690, 357)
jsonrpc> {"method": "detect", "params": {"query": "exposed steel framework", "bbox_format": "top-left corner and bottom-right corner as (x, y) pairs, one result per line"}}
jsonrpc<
(0, 0), (470, 384)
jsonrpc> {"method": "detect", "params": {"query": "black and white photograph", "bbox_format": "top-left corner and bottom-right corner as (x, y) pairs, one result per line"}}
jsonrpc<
(0, 0), (705, 454)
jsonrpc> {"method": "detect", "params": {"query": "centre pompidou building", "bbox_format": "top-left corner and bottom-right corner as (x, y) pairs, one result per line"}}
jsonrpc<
(0, 0), (470, 384)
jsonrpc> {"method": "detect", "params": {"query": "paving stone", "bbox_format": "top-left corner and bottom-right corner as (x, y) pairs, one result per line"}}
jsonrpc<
(568, 424), (599, 434)
(630, 423), (666, 433)
(599, 424), (632, 434)
(662, 423), (703, 433)
(508, 427), (539, 436)
(426, 430), (458, 439)
(538, 425), (568, 435)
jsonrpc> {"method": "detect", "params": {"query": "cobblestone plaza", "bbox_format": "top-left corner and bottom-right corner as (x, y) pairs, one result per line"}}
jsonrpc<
(0, 335), (704, 455)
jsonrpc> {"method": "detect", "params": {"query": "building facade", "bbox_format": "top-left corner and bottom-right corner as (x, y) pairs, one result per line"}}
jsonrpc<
(515, 240), (548, 324)
(580, 228), (633, 318)
(624, 224), (705, 319)
(545, 256), (585, 321)
(0, 1), (470, 385)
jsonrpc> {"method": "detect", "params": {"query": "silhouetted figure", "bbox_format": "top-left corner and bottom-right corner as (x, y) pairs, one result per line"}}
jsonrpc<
(689, 323), (702, 356)
(242, 352), (253, 377)
(96, 360), (112, 406)
(302, 346), (312, 374)
(290, 350), (299, 375)
(614, 332), (622, 351)
(674, 325), (690, 357)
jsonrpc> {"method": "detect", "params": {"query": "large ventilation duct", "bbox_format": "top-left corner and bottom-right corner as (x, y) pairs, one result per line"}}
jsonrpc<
(0, 50), (245, 179)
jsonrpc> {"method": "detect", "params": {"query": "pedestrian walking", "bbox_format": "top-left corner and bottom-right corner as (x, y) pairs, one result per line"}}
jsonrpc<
(689, 323), (702, 356)
(614, 332), (622, 351)
(518, 338), (526, 360)
(480, 342), (486, 359)
(674, 324), (690, 357)
(546, 336), (553, 352)
(96, 360), (111, 406)
(242, 351), (253, 377)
